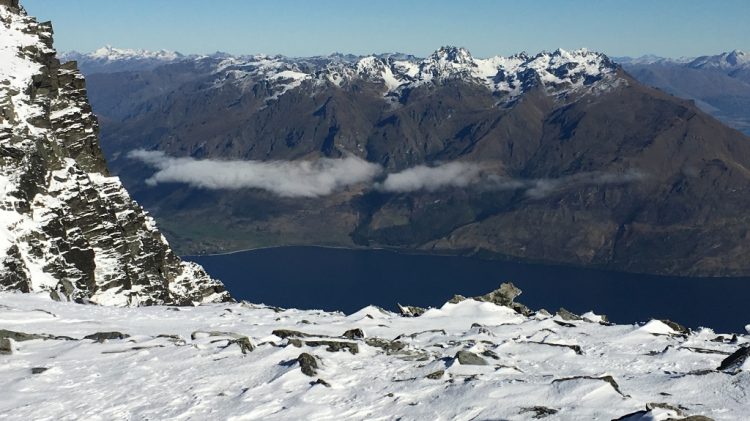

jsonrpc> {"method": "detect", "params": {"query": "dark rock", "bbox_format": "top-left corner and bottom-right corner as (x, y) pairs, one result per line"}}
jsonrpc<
(481, 349), (500, 360)
(272, 329), (313, 339)
(455, 350), (488, 366)
(310, 378), (331, 388)
(448, 295), (467, 304)
(365, 338), (407, 354)
(447, 283), (533, 316)
(0, 329), (45, 342)
(556, 308), (582, 321)
(0, 0), (20, 10)
(661, 319), (690, 335)
(31, 367), (48, 374)
(297, 353), (318, 377)
(717, 345), (750, 373)
(226, 337), (254, 354)
(84, 332), (130, 343)
(553, 320), (577, 328)
(520, 406), (559, 419)
(342, 328), (365, 339)
(0, 338), (11, 354)
(397, 303), (426, 317)
(304, 340), (359, 355)
(477, 282), (522, 307)
(425, 370), (444, 380)
(646, 402), (685, 416)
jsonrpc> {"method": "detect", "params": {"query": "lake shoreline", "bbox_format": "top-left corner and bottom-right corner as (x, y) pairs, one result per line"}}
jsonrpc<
(189, 246), (750, 333)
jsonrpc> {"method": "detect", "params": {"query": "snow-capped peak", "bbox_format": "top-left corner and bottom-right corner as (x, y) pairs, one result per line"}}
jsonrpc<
(428, 46), (474, 65)
(689, 49), (750, 70)
(87, 45), (183, 61)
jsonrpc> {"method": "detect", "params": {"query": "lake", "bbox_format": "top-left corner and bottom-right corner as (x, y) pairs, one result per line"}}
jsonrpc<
(188, 246), (750, 333)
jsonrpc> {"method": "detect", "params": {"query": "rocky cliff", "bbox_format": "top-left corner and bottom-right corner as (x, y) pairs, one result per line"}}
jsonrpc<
(0, 2), (231, 305)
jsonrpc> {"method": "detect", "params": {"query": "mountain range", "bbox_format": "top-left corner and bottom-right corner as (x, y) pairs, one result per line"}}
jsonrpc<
(58, 45), (750, 277)
(616, 50), (750, 135)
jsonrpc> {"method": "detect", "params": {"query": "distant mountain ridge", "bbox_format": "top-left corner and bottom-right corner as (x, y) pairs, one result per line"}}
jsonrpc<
(615, 50), (750, 135)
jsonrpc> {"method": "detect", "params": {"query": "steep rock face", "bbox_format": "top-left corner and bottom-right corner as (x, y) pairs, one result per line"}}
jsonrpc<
(0, 3), (231, 305)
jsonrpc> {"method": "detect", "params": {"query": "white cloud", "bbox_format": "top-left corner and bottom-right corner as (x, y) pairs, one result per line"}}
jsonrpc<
(376, 162), (486, 193)
(130, 150), (645, 198)
(128, 150), (382, 198)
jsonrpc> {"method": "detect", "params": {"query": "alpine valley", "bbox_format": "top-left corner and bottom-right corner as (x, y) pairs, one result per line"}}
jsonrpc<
(67, 44), (750, 277)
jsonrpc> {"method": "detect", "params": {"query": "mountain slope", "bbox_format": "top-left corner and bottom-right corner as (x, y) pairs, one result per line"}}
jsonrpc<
(74, 47), (750, 276)
(0, 1), (230, 305)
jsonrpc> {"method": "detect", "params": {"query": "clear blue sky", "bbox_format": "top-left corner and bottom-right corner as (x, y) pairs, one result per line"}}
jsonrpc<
(22, 0), (750, 58)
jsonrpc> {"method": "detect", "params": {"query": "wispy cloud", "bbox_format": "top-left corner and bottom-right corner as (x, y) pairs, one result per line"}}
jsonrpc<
(128, 150), (382, 198)
(524, 170), (646, 198)
(130, 150), (645, 198)
(376, 162), (486, 192)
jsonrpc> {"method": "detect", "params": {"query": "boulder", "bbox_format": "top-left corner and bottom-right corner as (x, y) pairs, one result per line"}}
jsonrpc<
(397, 303), (426, 317)
(455, 350), (488, 366)
(717, 345), (750, 374)
(0, 329), (45, 342)
(342, 328), (365, 339)
(297, 353), (318, 377)
(304, 340), (359, 355)
(556, 308), (582, 321)
(447, 283), (533, 315)
(83, 332), (130, 343)
(0, 338), (12, 355)
(660, 319), (690, 335)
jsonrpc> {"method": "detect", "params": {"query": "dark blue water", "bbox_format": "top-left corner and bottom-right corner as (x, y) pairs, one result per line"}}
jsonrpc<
(188, 246), (750, 333)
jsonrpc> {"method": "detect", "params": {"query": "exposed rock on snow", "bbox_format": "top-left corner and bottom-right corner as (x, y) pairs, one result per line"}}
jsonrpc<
(0, 2), (230, 305)
(717, 345), (750, 374)
(0, 291), (745, 420)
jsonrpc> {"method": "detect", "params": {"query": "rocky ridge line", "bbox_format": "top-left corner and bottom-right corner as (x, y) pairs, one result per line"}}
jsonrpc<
(0, 1), (231, 305)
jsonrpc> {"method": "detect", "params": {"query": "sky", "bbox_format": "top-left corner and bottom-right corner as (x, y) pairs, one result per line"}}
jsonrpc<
(22, 0), (750, 58)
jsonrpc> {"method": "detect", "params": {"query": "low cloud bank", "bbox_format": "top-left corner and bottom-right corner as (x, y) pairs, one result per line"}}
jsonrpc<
(130, 150), (645, 198)
(128, 150), (382, 198)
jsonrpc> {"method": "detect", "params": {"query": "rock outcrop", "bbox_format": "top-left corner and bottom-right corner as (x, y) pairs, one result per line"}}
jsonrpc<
(0, 2), (231, 305)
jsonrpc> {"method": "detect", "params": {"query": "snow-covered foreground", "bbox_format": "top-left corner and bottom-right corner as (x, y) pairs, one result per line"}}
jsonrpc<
(1, 291), (748, 420)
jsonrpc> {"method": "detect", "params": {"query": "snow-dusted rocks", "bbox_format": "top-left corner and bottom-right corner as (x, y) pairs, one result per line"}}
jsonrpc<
(202, 45), (619, 105)
(0, 3), (230, 305)
(0, 291), (747, 420)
